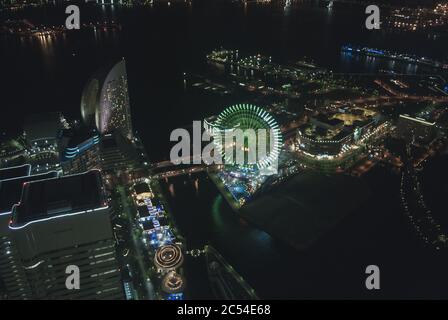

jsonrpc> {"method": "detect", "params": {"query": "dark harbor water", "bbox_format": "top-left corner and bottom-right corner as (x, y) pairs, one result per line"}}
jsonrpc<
(160, 168), (448, 299)
(1, 2), (448, 298)
(1, 1), (447, 151)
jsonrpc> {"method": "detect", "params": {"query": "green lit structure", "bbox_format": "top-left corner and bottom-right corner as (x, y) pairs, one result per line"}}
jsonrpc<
(204, 104), (282, 170)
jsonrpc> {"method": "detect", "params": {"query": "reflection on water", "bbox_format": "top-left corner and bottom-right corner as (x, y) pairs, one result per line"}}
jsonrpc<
(37, 34), (56, 58)
(340, 50), (425, 75)
(284, 0), (291, 14)
(211, 195), (224, 228)
(194, 178), (199, 196)
(168, 183), (175, 197)
(161, 172), (292, 298)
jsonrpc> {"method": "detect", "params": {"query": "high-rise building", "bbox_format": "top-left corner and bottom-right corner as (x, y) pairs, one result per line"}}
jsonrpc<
(61, 131), (139, 175)
(0, 164), (31, 181)
(61, 133), (101, 175)
(81, 59), (133, 140)
(0, 166), (58, 299)
(100, 132), (140, 172)
(23, 112), (65, 174)
(3, 170), (124, 299)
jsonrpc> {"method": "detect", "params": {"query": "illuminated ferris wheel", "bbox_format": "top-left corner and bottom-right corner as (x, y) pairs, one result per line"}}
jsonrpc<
(204, 104), (282, 170)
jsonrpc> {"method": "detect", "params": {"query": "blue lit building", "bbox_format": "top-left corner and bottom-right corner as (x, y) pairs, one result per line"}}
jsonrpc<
(62, 135), (100, 161)
(61, 133), (101, 175)
(61, 130), (139, 174)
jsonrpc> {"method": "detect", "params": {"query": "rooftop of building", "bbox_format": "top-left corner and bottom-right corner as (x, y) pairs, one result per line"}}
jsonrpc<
(0, 164), (31, 181)
(300, 109), (378, 142)
(331, 108), (377, 126)
(137, 205), (151, 218)
(311, 114), (345, 127)
(0, 171), (58, 214)
(65, 127), (99, 149)
(11, 170), (106, 226)
(23, 112), (62, 143)
(134, 182), (151, 195)
(299, 123), (351, 142)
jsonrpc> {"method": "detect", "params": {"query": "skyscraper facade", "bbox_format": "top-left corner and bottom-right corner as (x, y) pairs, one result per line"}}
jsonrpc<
(23, 113), (65, 174)
(81, 59), (133, 140)
(60, 131), (139, 175)
(3, 170), (123, 299)
(0, 167), (58, 299)
(61, 134), (101, 175)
